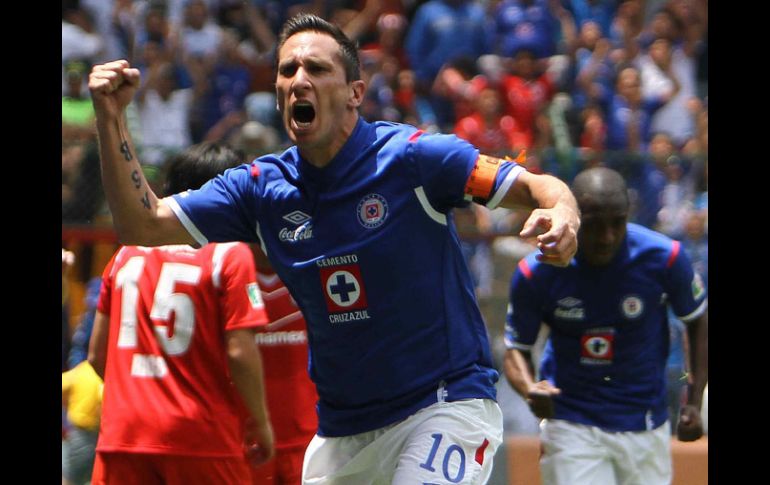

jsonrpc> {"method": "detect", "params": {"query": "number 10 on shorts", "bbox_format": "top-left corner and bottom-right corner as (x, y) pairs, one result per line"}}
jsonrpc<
(419, 433), (467, 483)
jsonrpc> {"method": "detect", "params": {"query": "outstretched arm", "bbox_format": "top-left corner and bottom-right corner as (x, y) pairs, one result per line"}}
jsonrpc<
(89, 60), (195, 247)
(499, 169), (580, 267)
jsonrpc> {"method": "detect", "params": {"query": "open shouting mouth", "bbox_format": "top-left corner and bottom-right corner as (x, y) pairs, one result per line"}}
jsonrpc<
(292, 100), (316, 129)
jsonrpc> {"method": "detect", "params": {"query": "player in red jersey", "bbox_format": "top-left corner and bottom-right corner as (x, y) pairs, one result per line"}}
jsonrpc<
(88, 143), (275, 485)
(248, 247), (319, 484)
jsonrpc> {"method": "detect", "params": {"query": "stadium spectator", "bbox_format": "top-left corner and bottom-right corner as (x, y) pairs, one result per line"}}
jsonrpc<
(454, 86), (530, 157)
(607, 0), (645, 50)
(405, 0), (491, 87)
(503, 167), (707, 485)
(358, 12), (410, 71)
(217, 0), (276, 53)
(87, 143), (274, 483)
(360, 54), (404, 123)
(62, 59), (96, 143)
(334, 0), (384, 46)
(405, 0), (492, 129)
(654, 148), (691, 237)
(230, 120), (282, 161)
(62, 360), (103, 485)
(492, 0), (560, 60)
(89, 12), (580, 483)
(593, 2), (644, 69)
(577, 103), (607, 156)
(563, 0), (618, 42)
(639, 36), (697, 146)
(616, 153), (666, 230)
(393, 67), (420, 126)
(79, 0), (133, 63)
(132, 1), (177, 60)
(678, 208), (707, 287)
(67, 277), (103, 369)
(248, 247), (319, 485)
(500, 48), (557, 147)
(681, 97), (708, 210)
(62, 141), (106, 224)
(62, 0), (103, 95)
(430, 56), (490, 130)
(606, 131), (672, 230)
(605, 65), (677, 153)
(532, 104), (591, 185)
(134, 61), (197, 166)
(568, 22), (615, 113)
(178, 0), (223, 62)
(196, 28), (253, 142)
(219, 2), (280, 132)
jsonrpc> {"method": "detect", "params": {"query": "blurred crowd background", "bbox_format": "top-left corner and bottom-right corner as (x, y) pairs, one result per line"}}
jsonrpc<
(62, 0), (708, 459)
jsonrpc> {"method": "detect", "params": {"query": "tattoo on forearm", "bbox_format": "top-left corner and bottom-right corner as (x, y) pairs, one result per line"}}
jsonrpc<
(131, 170), (142, 189)
(141, 191), (151, 210)
(120, 141), (133, 161)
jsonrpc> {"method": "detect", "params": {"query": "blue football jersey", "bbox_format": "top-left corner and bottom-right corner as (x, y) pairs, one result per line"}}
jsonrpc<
(505, 223), (707, 432)
(169, 118), (524, 436)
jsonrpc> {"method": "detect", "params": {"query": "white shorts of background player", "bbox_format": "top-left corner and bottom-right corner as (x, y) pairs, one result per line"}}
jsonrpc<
(540, 418), (672, 485)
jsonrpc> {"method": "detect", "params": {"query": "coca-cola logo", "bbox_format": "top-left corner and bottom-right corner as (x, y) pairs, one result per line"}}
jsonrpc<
(279, 223), (313, 242)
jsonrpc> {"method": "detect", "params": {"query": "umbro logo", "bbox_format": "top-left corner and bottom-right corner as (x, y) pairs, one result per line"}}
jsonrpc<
(557, 297), (582, 308)
(283, 210), (311, 225)
(555, 296), (585, 320)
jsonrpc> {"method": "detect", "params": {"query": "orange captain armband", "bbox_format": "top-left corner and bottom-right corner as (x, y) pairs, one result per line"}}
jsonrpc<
(464, 151), (526, 199)
(464, 154), (502, 199)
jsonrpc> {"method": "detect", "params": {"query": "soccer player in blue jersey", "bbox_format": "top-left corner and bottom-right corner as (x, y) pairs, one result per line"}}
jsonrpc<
(88, 14), (580, 484)
(503, 167), (707, 485)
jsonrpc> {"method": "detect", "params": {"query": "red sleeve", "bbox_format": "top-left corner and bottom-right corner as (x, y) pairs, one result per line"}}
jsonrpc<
(217, 243), (269, 331)
(96, 249), (120, 314)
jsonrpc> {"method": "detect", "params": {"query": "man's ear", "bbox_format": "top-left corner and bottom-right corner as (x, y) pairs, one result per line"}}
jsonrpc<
(348, 80), (366, 109)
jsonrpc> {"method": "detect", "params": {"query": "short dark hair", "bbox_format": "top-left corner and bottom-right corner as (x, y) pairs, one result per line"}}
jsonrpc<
(275, 13), (360, 82)
(572, 167), (630, 211)
(163, 142), (244, 196)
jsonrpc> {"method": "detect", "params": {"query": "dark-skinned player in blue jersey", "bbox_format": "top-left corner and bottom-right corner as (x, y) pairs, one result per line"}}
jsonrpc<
(504, 167), (707, 485)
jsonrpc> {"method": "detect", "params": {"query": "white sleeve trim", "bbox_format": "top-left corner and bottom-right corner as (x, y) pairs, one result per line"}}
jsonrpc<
(255, 222), (268, 256)
(211, 242), (239, 289)
(678, 298), (708, 323)
(164, 196), (209, 246)
(504, 335), (534, 351)
(414, 186), (447, 225)
(486, 164), (525, 209)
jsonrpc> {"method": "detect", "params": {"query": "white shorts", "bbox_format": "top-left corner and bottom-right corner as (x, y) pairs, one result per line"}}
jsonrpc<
(540, 419), (672, 485)
(302, 398), (503, 485)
